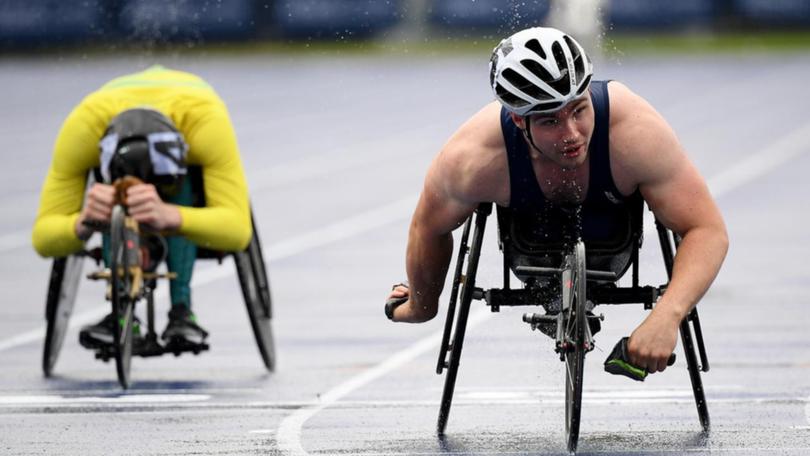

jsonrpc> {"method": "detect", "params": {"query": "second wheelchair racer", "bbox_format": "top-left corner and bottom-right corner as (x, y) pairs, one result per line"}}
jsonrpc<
(32, 66), (252, 354)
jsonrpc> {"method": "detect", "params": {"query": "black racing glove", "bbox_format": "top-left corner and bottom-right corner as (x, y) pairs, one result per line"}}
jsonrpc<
(385, 282), (409, 320)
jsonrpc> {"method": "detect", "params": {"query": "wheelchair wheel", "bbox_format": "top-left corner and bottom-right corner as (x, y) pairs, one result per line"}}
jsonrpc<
(563, 241), (587, 453)
(437, 206), (491, 435)
(110, 205), (135, 389)
(248, 216), (273, 320)
(234, 234), (275, 372)
(42, 254), (85, 377)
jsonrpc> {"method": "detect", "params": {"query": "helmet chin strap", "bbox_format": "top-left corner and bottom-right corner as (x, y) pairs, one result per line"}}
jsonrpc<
(521, 115), (585, 168)
(521, 116), (547, 159)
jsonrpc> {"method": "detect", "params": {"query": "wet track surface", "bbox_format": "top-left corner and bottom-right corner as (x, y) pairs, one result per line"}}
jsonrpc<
(1, 50), (809, 454)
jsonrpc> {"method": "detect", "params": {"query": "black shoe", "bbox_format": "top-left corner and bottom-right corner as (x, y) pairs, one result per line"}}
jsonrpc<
(162, 307), (209, 352)
(79, 312), (143, 350)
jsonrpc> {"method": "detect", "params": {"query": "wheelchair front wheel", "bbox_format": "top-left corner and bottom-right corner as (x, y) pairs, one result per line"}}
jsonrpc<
(110, 205), (135, 389)
(563, 241), (587, 453)
(42, 255), (85, 377)
(234, 237), (276, 372)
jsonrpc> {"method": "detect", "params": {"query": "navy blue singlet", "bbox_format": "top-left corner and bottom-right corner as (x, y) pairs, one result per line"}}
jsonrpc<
(499, 80), (642, 252)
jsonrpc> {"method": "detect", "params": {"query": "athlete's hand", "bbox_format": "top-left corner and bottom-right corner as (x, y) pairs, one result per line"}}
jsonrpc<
(385, 283), (410, 321)
(75, 183), (116, 239)
(125, 183), (182, 231)
(627, 311), (679, 374)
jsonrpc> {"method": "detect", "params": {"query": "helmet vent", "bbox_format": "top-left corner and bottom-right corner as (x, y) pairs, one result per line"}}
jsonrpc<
(564, 35), (587, 82)
(503, 68), (553, 101)
(495, 83), (529, 108)
(549, 42), (572, 95)
(524, 39), (546, 59)
(521, 59), (553, 86)
(489, 53), (499, 86)
(576, 74), (592, 95)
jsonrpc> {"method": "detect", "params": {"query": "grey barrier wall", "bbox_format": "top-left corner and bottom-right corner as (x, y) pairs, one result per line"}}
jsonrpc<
(607, 0), (715, 28)
(733, 0), (810, 25)
(428, 0), (549, 29)
(1, 0), (809, 48)
(118, 0), (255, 40)
(273, 0), (402, 39)
(0, 0), (108, 45)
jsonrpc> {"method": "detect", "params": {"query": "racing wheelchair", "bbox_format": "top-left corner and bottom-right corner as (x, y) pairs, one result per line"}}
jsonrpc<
(435, 201), (710, 453)
(41, 168), (275, 389)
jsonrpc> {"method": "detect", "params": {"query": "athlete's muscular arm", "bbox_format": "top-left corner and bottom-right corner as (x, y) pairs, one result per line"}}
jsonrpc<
(33, 100), (108, 257)
(609, 82), (728, 373)
(390, 102), (507, 322)
(175, 103), (252, 252)
(393, 159), (477, 322)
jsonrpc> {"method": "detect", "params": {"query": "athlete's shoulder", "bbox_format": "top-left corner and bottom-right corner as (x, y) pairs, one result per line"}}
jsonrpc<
(605, 81), (658, 122)
(435, 101), (508, 204)
(100, 65), (213, 91)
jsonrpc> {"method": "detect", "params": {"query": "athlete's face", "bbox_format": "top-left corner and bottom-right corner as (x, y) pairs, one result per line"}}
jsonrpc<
(513, 93), (595, 169)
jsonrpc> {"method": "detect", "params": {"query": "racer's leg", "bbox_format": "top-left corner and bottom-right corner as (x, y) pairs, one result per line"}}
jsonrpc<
(162, 179), (208, 350)
(166, 235), (196, 308)
(165, 177), (196, 309)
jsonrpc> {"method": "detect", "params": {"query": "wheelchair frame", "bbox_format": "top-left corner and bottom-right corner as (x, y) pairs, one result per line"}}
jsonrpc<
(435, 202), (710, 452)
(41, 168), (275, 388)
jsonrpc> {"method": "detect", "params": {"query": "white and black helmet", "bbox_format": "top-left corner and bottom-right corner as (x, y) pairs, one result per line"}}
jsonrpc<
(489, 27), (593, 116)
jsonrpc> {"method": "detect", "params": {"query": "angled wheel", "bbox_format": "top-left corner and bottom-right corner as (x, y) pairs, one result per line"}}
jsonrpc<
(656, 222), (710, 431)
(437, 205), (491, 435)
(110, 205), (135, 389)
(563, 241), (587, 453)
(42, 255), (85, 377)
(234, 231), (275, 372)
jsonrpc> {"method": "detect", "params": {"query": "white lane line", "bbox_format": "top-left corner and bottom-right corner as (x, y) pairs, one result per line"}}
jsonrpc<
(276, 308), (494, 456)
(272, 448), (810, 456)
(0, 394), (210, 405)
(0, 194), (417, 353)
(246, 122), (446, 191)
(806, 394), (810, 426)
(707, 119), (810, 196)
(2, 394), (804, 410)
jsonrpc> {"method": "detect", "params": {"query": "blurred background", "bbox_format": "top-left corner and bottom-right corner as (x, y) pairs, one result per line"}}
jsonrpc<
(2, 0), (810, 55)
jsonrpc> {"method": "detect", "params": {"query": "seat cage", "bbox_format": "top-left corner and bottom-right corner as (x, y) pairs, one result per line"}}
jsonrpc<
(496, 194), (644, 290)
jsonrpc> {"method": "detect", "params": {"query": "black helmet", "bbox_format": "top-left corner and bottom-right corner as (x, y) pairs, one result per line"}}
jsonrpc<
(99, 108), (188, 197)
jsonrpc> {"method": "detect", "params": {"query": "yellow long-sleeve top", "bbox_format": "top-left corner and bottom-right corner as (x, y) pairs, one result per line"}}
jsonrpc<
(32, 66), (251, 257)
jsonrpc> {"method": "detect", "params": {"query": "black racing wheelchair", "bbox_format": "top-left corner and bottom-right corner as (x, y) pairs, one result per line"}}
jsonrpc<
(435, 200), (710, 453)
(41, 168), (275, 389)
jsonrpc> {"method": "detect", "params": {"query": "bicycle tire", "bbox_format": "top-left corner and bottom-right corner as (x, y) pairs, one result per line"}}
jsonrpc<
(42, 255), (85, 377)
(235, 244), (275, 372)
(110, 205), (134, 389)
(564, 240), (587, 453)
